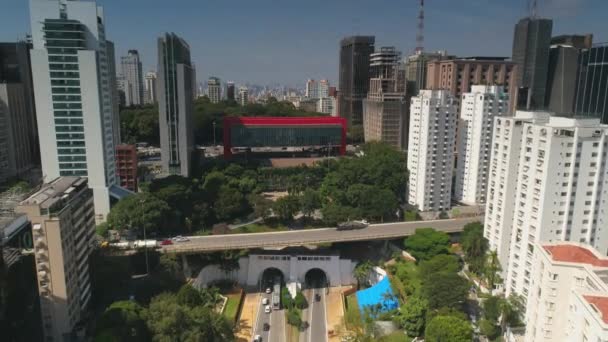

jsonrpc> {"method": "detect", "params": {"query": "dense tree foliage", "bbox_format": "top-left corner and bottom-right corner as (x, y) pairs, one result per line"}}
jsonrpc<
(425, 314), (472, 342)
(403, 228), (451, 262)
(395, 295), (428, 337)
(460, 222), (488, 274)
(95, 301), (150, 342)
(421, 271), (469, 311)
(106, 192), (171, 235)
(353, 261), (373, 289)
(120, 105), (160, 145)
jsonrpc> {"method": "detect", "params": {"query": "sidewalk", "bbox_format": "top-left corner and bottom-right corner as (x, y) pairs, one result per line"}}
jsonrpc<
(235, 292), (260, 342)
(327, 286), (350, 342)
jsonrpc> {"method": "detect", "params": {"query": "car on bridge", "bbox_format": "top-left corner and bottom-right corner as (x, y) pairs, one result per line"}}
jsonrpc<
(336, 220), (369, 231)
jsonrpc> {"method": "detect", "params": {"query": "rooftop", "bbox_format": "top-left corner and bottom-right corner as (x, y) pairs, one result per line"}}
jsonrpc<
(21, 177), (86, 209)
(543, 244), (608, 267)
(583, 295), (608, 324)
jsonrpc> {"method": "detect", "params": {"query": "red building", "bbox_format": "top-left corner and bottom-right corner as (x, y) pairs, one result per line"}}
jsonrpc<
(115, 144), (138, 191)
(223, 116), (347, 158)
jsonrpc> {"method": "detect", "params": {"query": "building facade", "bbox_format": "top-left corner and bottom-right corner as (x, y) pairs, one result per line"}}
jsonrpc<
(512, 17), (553, 109)
(226, 82), (235, 101)
(525, 242), (608, 341)
(305, 79), (329, 99)
(407, 90), (457, 212)
(338, 36), (375, 127)
(105, 41), (120, 145)
(0, 42), (40, 183)
(29, 0), (119, 222)
(575, 43), (608, 124)
(115, 144), (137, 192)
(158, 32), (195, 177)
(16, 177), (95, 342)
(405, 50), (453, 97)
(426, 57), (518, 111)
(317, 97), (335, 115)
(363, 47), (408, 150)
(144, 71), (157, 104)
(120, 49), (144, 106)
(484, 112), (608, 299)
(455, 85), (510, 205)
(207, 76), (221, 103)
(238, 86), (248, 106)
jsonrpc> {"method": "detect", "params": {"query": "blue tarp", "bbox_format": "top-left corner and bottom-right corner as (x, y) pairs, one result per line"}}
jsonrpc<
(355, 277), (399, 315)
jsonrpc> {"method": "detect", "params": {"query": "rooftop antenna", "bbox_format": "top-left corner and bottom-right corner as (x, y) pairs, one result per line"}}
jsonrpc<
(415, 0), (424, 53)
(528, 0), (538, 18)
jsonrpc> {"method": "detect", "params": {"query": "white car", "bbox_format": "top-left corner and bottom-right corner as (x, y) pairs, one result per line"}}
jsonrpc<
(172, 236), (190, 243)
(265, 288), (272, 294)
(264, 305), (271, 314)
(253, 335), (262, 342)
(262, 298), (269, 305)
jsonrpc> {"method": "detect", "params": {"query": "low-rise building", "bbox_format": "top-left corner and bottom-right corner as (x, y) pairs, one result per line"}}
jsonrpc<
(115, 144), (138, 192)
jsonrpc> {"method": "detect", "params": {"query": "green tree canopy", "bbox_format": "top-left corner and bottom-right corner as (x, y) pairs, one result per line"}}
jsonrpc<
(421, 272), (469, 311)
(418, 254), (460, 280)
(404, 228), (451, 262)
(396, 295), (428, 337)
(300, 189), (321, 217)
(461, 221), (488, 274)
(214, 185), (246, 221)
(273, 195), (300, 222)
(106, 192), (171, 235)
(425, 314), (472, 342)
(95, 301), (149, 342)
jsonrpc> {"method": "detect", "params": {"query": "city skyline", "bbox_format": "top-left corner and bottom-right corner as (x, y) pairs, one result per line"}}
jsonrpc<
(1, 0), (607, 85)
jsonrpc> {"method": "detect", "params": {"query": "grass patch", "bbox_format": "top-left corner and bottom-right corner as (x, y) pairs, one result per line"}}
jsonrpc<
(381, 331), (408, 342)
(222, 293), (241, 323)
(229, 223), (288, 234)
(344, 294), (361, 328)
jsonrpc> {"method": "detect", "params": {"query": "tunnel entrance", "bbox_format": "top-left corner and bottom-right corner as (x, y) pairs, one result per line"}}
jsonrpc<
(304, 268), (328, 289)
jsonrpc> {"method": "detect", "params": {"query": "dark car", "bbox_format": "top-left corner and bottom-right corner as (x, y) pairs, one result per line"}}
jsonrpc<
(315, 294), (321, 302)
(263, 323), (270, 331)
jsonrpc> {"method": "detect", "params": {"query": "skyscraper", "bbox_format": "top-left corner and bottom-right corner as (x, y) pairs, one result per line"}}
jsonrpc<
(238, 86), (248, 106)
(512, 17), (553, 109)
(407, 90), (457, 212)
(226, 81), (235, 101)
(338, 36), (375, 127)
(158, 33), (195, 177)
(455, 85), (510, 206)
(0, 42), (40, 183)
(120, 49), (144, 106)
(362, 47), (408, 150)
(144, 71), (157, 104)
(105, 40), (120, 145)
(484, 112), (608, 298)
(17, 177), (95, 341)
(575, 43), (608, 124)
(305, 79), (330, 99)
(207, 76), (221, 103)
(405, 50), (453, 97)
(29, 0), (119, 222)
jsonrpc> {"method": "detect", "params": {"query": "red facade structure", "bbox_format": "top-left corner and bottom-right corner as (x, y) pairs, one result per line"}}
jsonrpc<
(223, 116), (347, 158)
(115, 144), (138, 191)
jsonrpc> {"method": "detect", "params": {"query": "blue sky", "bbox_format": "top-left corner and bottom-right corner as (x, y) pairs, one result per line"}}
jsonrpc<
(2, 0), (607, 86)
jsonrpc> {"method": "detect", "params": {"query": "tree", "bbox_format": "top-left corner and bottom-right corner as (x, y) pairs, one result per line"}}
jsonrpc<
(479, 318), (500, 340)
(461, 221), (488, 274)
(95, 301), (149, 342)
(106, 192), (171, 236)
(396, 295), (428, 337)
(249, 194), (272, 221)
(484, 250), (502, 291)
(425, 314), (472, 342)
(300, 189), (321, 218)
(176, 284), (205, 308)
(281, 287), (294, 309)
(421, 272), (469, 311)
(294, 291), (308, 309)
(404, 228), (451, 262)
(498, 295), (524, 332)
(418, 254), (460, 280)
(353, 261), (373, 289)
(96, 222), (110, 238)
(321, 203), (358, 226)
(286, 308), (302, 327)
(214, 185), (246, 221)
(272, 195), (299, 222)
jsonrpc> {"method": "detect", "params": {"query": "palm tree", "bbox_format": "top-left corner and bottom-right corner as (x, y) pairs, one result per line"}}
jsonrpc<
(483, 251), (502, 291)
(499, 295), (524, 332)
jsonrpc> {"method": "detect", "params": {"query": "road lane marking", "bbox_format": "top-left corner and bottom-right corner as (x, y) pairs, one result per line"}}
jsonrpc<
(322, 288), (328, 342)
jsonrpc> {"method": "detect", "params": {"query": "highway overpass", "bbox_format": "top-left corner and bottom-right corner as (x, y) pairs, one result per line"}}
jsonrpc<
(160, 216), (483, 254)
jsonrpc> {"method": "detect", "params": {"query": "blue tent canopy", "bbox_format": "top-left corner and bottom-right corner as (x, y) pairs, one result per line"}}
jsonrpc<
(356, 277), (399, 315)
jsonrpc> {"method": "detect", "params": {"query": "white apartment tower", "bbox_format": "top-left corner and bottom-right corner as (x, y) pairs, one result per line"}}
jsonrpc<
(238, 86), (248, 106)
(144, 71), (157, 104)
(120, 49), (144, 106)
(207, 77), (221, 103)
(455, 85), (510, 205)
(29, 0), (120, 222)
(484, 111), (608, 299)
(407, 90), (457, 212)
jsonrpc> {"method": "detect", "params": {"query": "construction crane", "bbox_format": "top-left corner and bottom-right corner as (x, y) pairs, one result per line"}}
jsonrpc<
(415, 0), (425, 53)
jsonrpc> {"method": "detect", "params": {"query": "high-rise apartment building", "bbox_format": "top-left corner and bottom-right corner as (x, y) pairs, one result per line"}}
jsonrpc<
(525, 242), (608, 341)
(338, 36), (375, 126)
(105, 41), (120, 145)
(144, 71), (157, 104)
(238, 86), (248, 106)
(317, 97), (335, 115)
(545, 34), (593, 116)
(120, 50), (144, 107)
(407, 90), (457, 212)
(158, 32), (195, 177)
(16, 177), (95, 342)
(405, 50), (453, 97)
(363, 47), (408, 150)
(115, 144), (137, 192)
(226, 82), (235, 101)
(305, 79), (329, 99)
(426, 57), (518, 110)
(455, 85), (510, 206)
(575, 44), (608, 124)
(512, 17), (553, 109)
(484, 112), (608, 299)
(29, 0), (119, 222)
(207, 76), (221, 103)
(0, 42), (40, 183)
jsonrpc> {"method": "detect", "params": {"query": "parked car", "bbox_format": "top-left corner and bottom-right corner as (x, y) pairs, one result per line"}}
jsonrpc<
(315, 293), (321, 302)
(265, 287), (272, 294)
(263, 323), (270, 331)
(253, 335), (262, 342)
(264, 305), (271, 314)
(160, 239), (173, 246)
(262, 298), (269, 305)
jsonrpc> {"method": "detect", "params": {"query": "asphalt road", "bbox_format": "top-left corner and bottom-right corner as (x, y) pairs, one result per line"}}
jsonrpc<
(299, 288), (327, 342)
(162, 216), (483, 253)
(253, 292), (285, 342)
